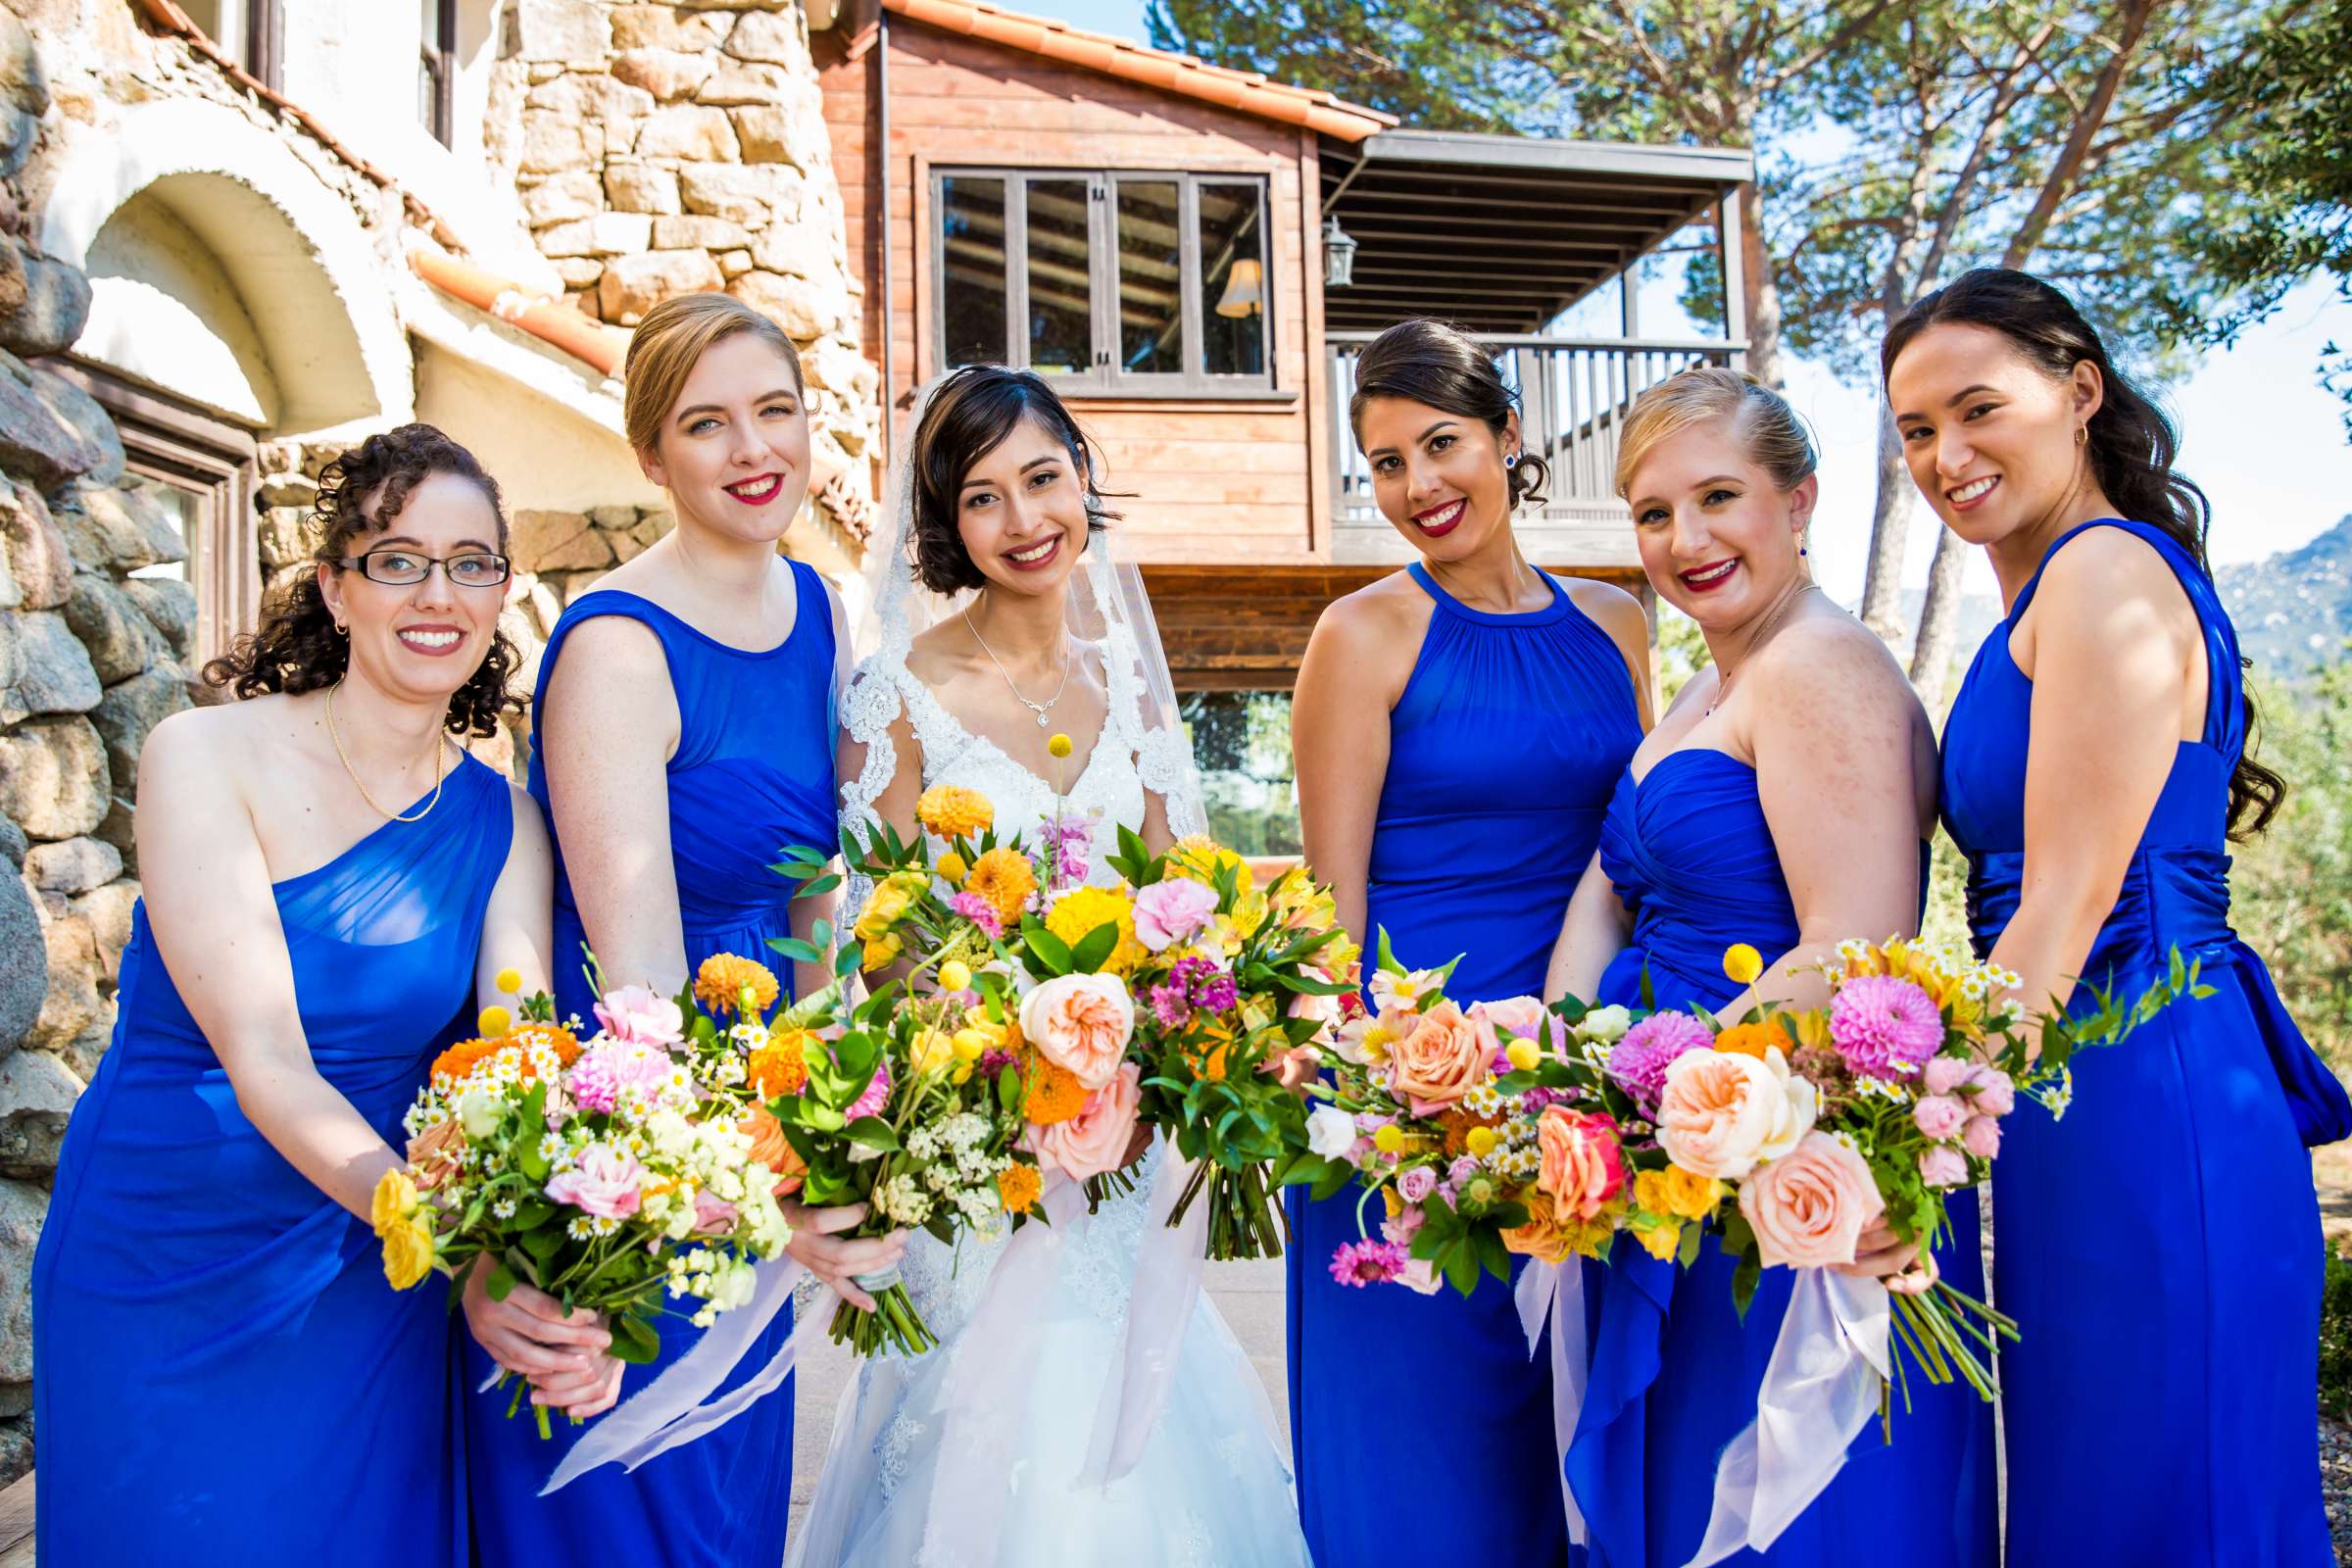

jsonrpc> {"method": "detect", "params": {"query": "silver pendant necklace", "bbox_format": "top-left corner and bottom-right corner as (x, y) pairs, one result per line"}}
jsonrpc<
(964, 604), (1072, 727)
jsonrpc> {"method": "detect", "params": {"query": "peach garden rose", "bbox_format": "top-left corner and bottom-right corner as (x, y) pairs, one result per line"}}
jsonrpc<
(1738, 1130), (1885, 1269)
(1027, 1062), (1143, 1181)
(1386, 1000), (1490, 1115)
(1019, 971), (1135, 1090)
(1655, 1045), (1817, 1181)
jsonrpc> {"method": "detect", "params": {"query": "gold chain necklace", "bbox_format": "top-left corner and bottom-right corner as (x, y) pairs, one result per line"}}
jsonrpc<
(324, 682), (447, 823)
(1705, 583), (1818, 718)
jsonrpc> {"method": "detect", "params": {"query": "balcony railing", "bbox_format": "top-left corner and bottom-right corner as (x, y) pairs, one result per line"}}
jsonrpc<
(1326, 331), (1739, 563)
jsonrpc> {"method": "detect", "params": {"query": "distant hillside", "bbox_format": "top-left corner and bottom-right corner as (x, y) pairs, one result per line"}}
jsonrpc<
(2218, 514), (2352, 682)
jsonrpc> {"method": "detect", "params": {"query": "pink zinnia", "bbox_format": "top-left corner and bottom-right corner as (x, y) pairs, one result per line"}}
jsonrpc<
(948, 891), (1004, 940)
(1608, 1011), (1713, 1112)
(1828, 975), (1944, 1080)
(846, 1057), (893, 1121)
(1328, 1239), (1409, 1288)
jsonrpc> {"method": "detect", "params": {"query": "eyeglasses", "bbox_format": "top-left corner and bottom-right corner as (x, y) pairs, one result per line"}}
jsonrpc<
(338, 549), (512, 588)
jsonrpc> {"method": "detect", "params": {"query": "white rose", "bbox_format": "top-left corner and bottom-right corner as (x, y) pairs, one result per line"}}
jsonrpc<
(1573, 1004), (1634, 1044)
(459, 1088), (503, 1140)
(1306, 1103), (1358, 1161)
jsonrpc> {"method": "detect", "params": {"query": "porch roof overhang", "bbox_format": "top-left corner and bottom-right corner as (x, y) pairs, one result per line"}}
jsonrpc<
(1318, 128), (1753, 334)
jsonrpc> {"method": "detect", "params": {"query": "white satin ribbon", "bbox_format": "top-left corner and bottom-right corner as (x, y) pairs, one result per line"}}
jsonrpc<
(1076, 1146), (1211, 1486)
(1515, 1257), (1591, 1547)
(916, 1172), (1091, 1562)
(1685, 1268), (1890, 1568)
(538, 1254), (817, 1494)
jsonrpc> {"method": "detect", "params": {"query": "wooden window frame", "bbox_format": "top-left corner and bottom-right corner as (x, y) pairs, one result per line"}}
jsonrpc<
(45, 358), (262, 670)
(931, 167), (1277, 400)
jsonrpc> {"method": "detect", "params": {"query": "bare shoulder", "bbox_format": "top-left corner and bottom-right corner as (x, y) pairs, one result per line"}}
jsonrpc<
(545, 610), (669, 695)
(1561, 574), (1650, 659)
(504, 780), (551, 856)
(2033, 524), (2191, 624)
(1751, 605), (1916, 714)
(138, 694), (277, 789)
(1307, 570), (1431, 661)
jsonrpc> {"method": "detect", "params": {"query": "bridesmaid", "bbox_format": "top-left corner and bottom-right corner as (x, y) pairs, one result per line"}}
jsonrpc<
(1289, 318), (1652, 1564)
(1886, 268), (2342, 1565)
(1544, 367), (1993, 1567)
(466, 294), (904, 1565)
(32, 424), (609, 1566)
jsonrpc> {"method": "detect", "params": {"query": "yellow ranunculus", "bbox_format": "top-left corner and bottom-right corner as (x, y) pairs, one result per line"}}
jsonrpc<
(912, 1028), (956, 1077)
(1661, 1164), (1724, 1220)
(370, 1167), (418, 1235)
(860, 933), (904, 971)
(1723, 944), (1764, 986)
(493, 967), (522, 996)
(476, 1005), (513, 1039)
(953, 1030), (986, 1061)
(1632, 1221), (1680, 1262)
(380, 1218), (435, 1289)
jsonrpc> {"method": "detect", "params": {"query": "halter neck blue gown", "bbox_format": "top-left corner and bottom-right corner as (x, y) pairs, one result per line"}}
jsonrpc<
(466, 561), (838, 1565)
(1286, 563), (1643, 1566)
(1941, 517), (2343, 1566)
(1565, 749), (1995, 1568)
(32, 752), (513, 1567)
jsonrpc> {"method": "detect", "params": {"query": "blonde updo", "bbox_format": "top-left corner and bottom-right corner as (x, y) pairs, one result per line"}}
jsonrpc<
(1613, 366), (1816, 500)
(622, 293), (804, 459)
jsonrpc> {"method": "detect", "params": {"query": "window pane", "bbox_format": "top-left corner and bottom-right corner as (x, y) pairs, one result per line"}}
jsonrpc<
(123, 473), (193, 586)
(941, 176), (1008, 369)
(1200, 184), (1266, 378)
(1181, 691), (1300, 857)
(1024, 178), (1093, 375)
(1115, 180), (1183, 375)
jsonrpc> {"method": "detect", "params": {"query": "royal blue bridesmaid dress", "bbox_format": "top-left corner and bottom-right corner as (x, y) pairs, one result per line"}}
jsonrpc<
(1941, 517), (2344, 1565)
(1286, 563), (1642, 1565)
(32, 753), (514, 1567)
(465, 560), (837, 1564)
(1565, 749), (1995, 1568)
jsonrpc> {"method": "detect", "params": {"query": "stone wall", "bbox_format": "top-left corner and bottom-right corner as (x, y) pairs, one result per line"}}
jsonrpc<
(488, 0), (879, 545)
(0, 2), (197, 1482)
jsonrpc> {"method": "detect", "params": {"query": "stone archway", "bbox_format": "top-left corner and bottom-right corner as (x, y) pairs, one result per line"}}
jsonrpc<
(36, 96), (412, 433)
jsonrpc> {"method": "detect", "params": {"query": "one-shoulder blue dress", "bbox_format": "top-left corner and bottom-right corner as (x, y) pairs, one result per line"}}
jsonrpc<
(32, 752), (514, 1567)
(1565, 749), (1995, 1567)
(466, 562), (838, 1564)
(1286, 563), (1642, 1565)
(1941, 517), (2343, 1566)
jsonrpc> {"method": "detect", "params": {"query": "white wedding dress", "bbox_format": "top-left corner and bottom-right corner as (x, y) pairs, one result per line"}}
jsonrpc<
(785, 639), (1312, 1568)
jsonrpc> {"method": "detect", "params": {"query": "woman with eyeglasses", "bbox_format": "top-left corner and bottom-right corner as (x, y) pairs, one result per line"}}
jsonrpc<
(31, 424), (608, 1567)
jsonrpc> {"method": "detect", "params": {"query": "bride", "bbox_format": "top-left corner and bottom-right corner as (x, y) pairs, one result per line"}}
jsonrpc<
(793, 366), (1311, 1567)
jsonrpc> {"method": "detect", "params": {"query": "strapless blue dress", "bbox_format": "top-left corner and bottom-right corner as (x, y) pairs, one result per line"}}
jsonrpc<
(32, 753), (513, 1567)
(1565, 749), (1994, 1567)
(1286, 563), (1643, 1565)
(466, 563), (838, 1564)
(1941, 517), (2342, 1565)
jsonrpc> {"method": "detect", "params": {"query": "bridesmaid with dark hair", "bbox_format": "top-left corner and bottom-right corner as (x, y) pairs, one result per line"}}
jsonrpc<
(1886, 267), (2344, 1565)
(31, 424), (607, 1567)
(1288, 319), (1652, 1564)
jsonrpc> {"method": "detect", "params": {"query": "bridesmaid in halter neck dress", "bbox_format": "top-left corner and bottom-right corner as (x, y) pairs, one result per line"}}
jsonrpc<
(1547, 368), (1992, 1568)
(1289, 321), (1651, 1565)
(1886, 269), (2340, 1566)
(33, 426), (600, 1567)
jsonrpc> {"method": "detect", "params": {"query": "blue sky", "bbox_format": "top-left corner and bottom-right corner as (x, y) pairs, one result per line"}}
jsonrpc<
(1016, 0), (2352, 602)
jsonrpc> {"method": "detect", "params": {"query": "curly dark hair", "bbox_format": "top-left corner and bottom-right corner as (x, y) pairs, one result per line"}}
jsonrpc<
(1348, 319), (1548, 511)
(907, 366), (1122, 595)
(204, 422), (522, 738)
(1883, 268), (2285, 839)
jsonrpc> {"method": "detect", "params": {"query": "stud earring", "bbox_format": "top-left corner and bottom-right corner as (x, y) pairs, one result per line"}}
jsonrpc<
(1503, 452), (1520, 470)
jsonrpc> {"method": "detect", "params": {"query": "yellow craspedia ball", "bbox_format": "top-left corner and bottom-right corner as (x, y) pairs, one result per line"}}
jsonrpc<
(938, 852), (969, 885)
(1372, 1123), (1404, 1154)
(476, 1005), (513, 1039)
(938, 959), (972, 994)
(1723, 944), (1764, 986)
(1464, 1125), (1498, 1158)
(1047, 732), (1074, 760)
(1504, 1039), (1541, 1072)
(493, 967), (522, 997)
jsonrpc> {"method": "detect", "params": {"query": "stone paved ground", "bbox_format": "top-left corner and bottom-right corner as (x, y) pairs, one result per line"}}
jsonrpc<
(786, 1256), (1292, 1548)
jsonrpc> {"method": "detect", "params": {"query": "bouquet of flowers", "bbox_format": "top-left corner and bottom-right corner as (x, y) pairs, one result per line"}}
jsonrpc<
(1295, 932), (2210, 1403)
(371, 961), (806, 1437)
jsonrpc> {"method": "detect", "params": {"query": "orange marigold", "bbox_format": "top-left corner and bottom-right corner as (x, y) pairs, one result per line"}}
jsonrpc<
(917, 784), (994, 841)
(510, 1020), (581, 1066)
(965, 847), (1037, 924)
(696, 954), (780, 1017)
(1022, 1054), (1089, 1126)
(1714, 1021), (1779, 1060)
(750, 1028), (812, 1099)
(430, 1037), (502, 1085)
(998, 1162), (1043, 1216)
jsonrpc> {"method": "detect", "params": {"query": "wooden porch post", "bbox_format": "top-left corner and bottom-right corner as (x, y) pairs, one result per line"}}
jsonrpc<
(1717, 188), (1747, 372)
